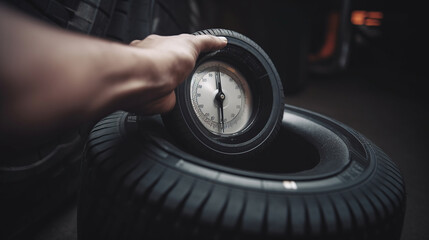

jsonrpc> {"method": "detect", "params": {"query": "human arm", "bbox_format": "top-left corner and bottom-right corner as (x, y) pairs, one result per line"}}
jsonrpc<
(0, 4), (227, 142)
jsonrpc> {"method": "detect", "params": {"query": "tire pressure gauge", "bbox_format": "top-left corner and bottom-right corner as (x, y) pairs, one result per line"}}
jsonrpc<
(162, 29), (284, 161)
(190, 60), (252, 135)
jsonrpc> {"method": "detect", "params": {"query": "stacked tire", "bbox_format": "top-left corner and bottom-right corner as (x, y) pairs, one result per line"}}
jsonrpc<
(77, 105), (406, 240)
(0, 129), (86, 239)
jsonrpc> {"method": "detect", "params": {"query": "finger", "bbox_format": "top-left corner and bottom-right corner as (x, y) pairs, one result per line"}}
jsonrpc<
(193, 35), (227, 53)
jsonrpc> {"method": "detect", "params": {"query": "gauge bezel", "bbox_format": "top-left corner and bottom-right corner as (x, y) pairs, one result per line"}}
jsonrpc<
(175, 38), (277, 152)
(162, 29), (284, 161)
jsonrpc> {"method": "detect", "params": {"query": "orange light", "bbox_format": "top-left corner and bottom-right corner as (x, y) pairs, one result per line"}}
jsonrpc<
(351, 11), (383, 26)
(308, 12), (339, 62)
(351, 11), (366, 25)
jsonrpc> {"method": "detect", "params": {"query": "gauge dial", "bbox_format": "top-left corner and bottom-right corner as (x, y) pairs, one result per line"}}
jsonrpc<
(162, 28), (284, 161)
(190, 61), (252, 135)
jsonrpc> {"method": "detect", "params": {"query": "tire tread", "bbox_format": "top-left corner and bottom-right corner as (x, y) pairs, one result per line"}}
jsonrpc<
(78, 108), (406, 240)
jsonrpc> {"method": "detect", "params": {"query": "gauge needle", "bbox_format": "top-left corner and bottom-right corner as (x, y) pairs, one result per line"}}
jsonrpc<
(215, 69), (225, 133)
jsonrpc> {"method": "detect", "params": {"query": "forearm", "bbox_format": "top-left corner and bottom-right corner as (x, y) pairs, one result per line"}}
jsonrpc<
(0, 4), (227, 142)
(0, 4), (145, 140)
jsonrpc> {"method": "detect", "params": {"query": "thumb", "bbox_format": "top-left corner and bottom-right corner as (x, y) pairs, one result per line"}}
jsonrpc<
(129, 39), (142, 46)
(193, 35), (227, 53)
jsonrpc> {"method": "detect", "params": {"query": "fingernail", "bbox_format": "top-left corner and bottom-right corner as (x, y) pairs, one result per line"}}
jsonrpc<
(218, 36), (227, 43)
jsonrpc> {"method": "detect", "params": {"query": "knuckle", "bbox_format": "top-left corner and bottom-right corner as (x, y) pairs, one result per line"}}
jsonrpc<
(178, 33), (192, 39)
(146, 34), (160, 40)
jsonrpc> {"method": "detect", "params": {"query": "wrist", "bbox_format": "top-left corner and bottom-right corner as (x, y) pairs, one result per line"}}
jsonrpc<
(83, 41), (153, 117)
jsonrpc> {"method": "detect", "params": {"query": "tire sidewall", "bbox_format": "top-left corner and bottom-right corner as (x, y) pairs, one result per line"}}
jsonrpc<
(147, 106), (375, 193)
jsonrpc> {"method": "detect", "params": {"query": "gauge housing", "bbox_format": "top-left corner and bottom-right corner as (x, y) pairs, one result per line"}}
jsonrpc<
(162, 29), (284, 161)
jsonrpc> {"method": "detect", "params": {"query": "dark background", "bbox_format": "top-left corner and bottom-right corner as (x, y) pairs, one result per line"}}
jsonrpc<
(3, 0), (428, 239)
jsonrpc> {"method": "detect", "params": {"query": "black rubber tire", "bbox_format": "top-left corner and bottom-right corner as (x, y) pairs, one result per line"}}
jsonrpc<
(0, 128), (86, 240)
(5, 0), (117, 37)
(105, 0), (198, 44)
(77, 105), (406, 240)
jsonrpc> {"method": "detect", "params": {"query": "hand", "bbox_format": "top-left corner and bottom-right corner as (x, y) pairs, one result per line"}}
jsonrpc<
(0, 4), (227, 141)
(119, 34), (227, 115)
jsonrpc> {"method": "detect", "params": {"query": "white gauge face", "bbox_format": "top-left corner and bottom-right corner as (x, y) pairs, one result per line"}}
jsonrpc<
(190, 61), (253, 135)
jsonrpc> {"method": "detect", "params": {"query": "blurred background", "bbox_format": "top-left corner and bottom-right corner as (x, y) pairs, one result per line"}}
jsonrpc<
(196, 0), (428, 97)
(2, 0), (428, 239)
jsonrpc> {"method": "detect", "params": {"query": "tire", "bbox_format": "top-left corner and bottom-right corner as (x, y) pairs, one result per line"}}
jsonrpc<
(77, 105), (406, 240)
(105, 0), (199, 44)
(6, 0), (117, 37)
(0, 129), (86, 240)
